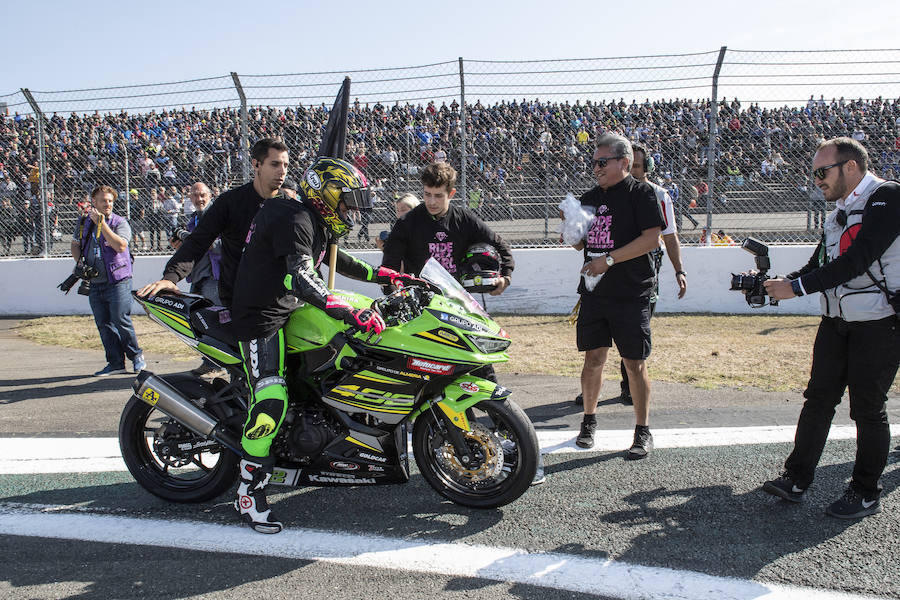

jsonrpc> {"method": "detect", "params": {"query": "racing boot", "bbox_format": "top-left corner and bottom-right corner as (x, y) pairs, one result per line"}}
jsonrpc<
(234, 457), (283, 534)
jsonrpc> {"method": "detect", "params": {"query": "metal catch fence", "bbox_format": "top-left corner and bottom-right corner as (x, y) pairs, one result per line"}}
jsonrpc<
(2, 48), (900, 258)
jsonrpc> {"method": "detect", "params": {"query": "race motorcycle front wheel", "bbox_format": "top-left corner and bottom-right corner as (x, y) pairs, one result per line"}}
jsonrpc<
(412, 398), (538, 509)
(118, 374), (239, 503)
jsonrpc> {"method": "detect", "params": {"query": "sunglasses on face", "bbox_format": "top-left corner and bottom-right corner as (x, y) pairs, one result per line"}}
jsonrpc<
(813, 159), (849, 180)
(592, 156), (624, 169)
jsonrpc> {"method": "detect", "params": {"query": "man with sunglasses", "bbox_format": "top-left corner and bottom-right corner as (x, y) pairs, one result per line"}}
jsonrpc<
(762, 137), (900, 519)
(572, 133), (664, 459)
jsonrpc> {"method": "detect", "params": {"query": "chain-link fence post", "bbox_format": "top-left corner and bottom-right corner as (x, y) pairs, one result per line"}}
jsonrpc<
(21, 89), (50, 258)
(458, 58), (468, 207)
(123, 136), (131, 220)
(705, 47), (727, 246)
(231, 72), (250, 184)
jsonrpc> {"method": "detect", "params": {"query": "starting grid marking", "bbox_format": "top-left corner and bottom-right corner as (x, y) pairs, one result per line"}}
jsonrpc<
(0, 503), (882, 600)
(1, 424), (893, 475)
(1, 426), (893, 600)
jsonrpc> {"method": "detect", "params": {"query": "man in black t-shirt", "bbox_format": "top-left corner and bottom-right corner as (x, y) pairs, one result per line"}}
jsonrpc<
(381, 163), (550, 486)
(572, 133), (664, 459)
(138, 138), (289, 307)
(381, 162), (514, 288)
(230, 157), (422, 534)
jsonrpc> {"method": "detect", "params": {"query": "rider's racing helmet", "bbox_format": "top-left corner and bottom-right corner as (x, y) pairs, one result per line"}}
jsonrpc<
(299, 157), (371, 238)
(459, 243), (503, 293)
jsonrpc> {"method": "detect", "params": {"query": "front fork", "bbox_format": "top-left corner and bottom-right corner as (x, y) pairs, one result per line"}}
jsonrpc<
(411, 374), (513, 462)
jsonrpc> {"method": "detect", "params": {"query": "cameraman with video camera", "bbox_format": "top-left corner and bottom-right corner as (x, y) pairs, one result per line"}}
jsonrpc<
(69, 185), (144, 377)
(761, 137), (899, 519)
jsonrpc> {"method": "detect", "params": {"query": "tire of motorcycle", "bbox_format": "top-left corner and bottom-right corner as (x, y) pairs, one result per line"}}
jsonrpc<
(118, 375), (240, 503)
(412, 398), (538, 509)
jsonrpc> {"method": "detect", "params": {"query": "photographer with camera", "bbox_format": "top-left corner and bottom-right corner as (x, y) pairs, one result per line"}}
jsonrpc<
(69, 185), (144, 377)
(761, 137), (900, 519)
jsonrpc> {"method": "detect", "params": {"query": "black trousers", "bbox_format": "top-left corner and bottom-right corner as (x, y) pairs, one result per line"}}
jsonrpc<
(785, 315), (900, 497)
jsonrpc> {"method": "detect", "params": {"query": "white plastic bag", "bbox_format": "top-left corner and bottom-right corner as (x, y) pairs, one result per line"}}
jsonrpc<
(557, 193), (593, 246)
(581, 271), (603, 292)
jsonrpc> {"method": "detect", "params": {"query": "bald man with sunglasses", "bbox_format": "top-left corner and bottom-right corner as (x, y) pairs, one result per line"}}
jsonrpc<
(762, 137), (900, 520)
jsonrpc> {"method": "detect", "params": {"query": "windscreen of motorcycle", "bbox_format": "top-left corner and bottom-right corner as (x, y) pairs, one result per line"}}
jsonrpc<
(420, 258), (490, 319)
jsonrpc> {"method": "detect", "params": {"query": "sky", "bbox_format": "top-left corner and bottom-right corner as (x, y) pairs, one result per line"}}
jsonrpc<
(3, 0), (900, 108)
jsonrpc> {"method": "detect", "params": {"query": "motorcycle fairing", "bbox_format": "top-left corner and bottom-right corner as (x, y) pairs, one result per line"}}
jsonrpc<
(273, 422), (410, 486)
(412, 375), (512, 432)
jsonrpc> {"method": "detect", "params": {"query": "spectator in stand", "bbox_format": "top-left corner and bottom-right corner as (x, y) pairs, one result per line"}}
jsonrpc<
(0, 197), (15, 254)
(129, 189), (148, 252)
(6, 93), (900, 250)
(161, 187), (180, 239)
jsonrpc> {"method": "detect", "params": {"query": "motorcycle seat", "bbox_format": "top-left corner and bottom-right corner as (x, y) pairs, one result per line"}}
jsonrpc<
(191, 306), (238, 348)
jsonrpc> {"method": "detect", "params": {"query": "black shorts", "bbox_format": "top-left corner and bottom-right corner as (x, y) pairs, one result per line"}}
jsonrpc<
(576, 294), (652, 359)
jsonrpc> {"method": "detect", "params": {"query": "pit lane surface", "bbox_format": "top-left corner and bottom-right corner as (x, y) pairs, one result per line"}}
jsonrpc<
(1, 319), (898, 599)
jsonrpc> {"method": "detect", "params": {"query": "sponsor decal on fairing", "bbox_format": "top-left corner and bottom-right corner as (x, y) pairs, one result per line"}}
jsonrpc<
(329, 461), (360, 471)
(407, 357), (454, 375)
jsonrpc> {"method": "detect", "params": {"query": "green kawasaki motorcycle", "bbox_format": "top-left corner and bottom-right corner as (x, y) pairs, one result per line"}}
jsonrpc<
(122, 259), (538, 509)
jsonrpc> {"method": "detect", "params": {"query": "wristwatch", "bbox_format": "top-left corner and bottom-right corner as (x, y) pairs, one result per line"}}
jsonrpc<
(604, 254), (615, 267)
(790, 278), (804, 297)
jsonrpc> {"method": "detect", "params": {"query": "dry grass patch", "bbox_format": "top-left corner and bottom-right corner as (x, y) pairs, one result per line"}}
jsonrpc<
(15, 315), (197, 361)
(14, 313), (898, 394)
(494, 313), (899, 394)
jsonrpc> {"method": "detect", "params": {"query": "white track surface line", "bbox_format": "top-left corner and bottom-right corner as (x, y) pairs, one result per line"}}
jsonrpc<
(0, 503), (880, 600)
(3, 425), (897, 474)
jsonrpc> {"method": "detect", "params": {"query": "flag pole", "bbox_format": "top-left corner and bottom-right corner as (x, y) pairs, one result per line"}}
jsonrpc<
(318, 77), (351, 289)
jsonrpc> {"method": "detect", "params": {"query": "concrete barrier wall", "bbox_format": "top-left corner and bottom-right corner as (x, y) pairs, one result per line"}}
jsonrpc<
(1, 246), (822, 316)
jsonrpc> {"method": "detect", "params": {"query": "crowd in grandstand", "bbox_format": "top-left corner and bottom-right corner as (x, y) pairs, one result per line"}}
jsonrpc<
(2, 94), (900, 254)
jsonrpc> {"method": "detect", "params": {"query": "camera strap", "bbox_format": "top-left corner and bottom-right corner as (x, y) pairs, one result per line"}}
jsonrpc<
(76, 215), (91, 264)
(866, 260), (898, 312)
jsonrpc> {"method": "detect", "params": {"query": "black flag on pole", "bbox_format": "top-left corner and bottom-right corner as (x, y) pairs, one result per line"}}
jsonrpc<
(317, 76), (350, 159)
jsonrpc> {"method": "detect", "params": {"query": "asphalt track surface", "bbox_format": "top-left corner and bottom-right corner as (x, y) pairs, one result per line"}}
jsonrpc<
(1, 318), (899, 599)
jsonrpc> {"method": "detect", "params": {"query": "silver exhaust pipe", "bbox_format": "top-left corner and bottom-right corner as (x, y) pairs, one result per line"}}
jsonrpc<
(133, 372), (240, 453)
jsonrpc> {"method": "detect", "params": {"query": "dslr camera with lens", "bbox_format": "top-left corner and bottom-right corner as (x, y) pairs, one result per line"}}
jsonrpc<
(729, 237), (779, 308)
(171, 227), (191, 243)
(58, 263), (100, 296)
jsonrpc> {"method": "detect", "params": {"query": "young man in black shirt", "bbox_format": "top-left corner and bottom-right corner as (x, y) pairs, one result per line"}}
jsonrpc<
(138, 138), (289, 307)
(230, 157), (422, 534)
(573, 133), (664, 459)
(381, 162), (514, 290)
(380, 163), (550, 485)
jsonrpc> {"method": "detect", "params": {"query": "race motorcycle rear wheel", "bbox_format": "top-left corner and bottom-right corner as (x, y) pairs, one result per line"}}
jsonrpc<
(412, 398), (538, 509)
(119, 375), (239, 503)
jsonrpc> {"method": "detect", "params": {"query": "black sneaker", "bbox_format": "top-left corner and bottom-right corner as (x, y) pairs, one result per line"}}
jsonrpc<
(576, 419), (596, 448)
(626, 426), (653, 460)
(620, 389), (633, 406)
(825, 487), (881, 519)
(762, 474), (807, 503)
(574, 393), (583, 405)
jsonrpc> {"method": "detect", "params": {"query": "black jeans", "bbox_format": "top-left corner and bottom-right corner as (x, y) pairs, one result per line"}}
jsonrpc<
(785, 315), (900, 497)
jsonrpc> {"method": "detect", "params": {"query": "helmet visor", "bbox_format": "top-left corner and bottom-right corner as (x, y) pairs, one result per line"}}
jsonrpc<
(340, 186), (372, 211)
